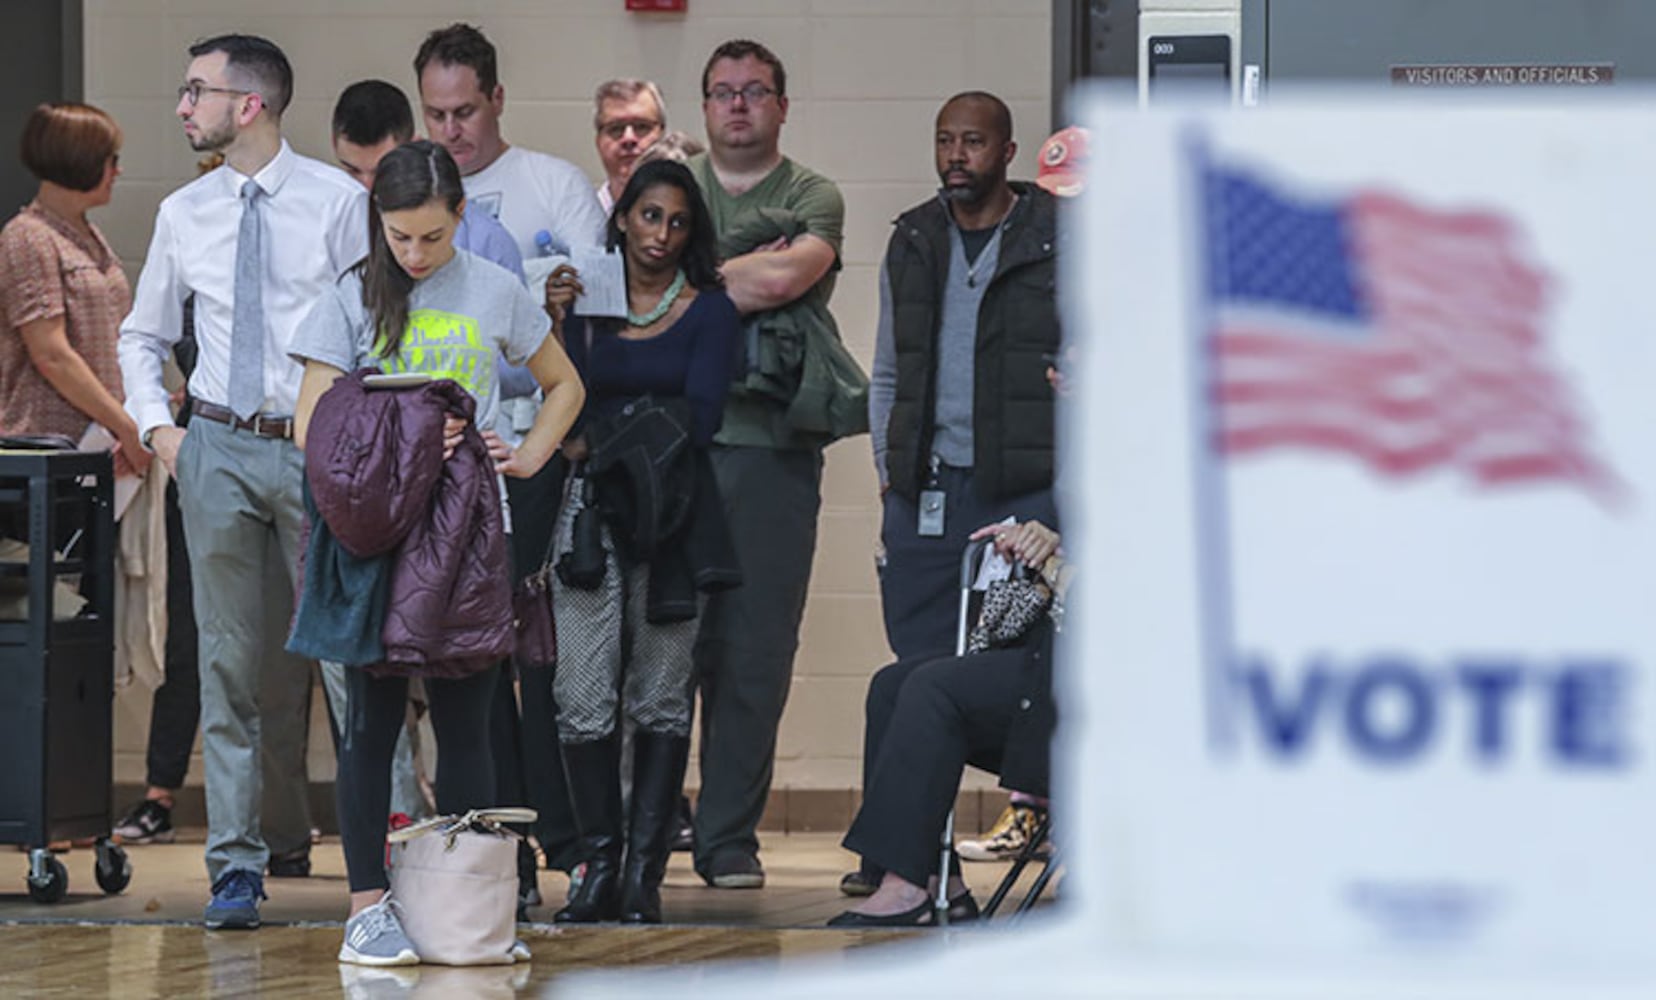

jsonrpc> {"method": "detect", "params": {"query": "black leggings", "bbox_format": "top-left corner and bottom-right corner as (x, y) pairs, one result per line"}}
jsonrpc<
(337, 664), (498, 892)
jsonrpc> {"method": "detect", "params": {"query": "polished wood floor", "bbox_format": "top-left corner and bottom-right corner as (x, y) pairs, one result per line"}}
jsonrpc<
(0, 834), (1047, 997)
(0, 832), (891, 927)
(0, 923), (917, 998)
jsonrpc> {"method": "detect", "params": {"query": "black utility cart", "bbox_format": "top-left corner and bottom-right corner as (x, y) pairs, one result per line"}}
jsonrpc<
(0, 448), (130, 902)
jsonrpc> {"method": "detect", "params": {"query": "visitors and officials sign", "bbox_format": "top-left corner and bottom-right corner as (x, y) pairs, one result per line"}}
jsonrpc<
(1391, 64), (1614, 87)
(1070, 98), (1656, 972)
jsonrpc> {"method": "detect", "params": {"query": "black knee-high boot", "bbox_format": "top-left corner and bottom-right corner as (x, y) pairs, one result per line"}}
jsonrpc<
(553, 734), (623, 923)
(620, 732), (691, 924)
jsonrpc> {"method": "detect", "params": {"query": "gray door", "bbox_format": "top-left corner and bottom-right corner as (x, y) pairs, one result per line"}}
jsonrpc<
(0, 1), (80, 218)
(1262, 0), (1656, 82)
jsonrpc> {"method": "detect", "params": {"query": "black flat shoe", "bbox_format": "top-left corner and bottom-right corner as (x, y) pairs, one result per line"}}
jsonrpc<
(825, 890), (981, 928)
(826, 898), (934, 927)
(266, 849), (311, 879)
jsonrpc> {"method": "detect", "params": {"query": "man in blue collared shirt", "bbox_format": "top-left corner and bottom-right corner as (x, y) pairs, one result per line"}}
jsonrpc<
(118, 34), (368, 932)
(332, 80), (522, 281)
(328, 81), (536, 426)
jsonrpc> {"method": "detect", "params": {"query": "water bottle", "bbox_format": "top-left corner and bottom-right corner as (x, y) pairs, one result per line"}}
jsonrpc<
(526, 229), (572, 304)
(534, 229), (569, 258)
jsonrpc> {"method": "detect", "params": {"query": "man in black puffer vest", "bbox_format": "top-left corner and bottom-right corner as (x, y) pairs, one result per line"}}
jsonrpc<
(869, 91), (1064, 661)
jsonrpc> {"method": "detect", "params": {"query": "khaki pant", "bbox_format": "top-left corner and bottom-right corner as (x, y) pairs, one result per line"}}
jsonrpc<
(175, 418), (311, 881)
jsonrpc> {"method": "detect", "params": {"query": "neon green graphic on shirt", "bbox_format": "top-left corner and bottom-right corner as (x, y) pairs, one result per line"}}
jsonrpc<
(377, 308), (494, 397)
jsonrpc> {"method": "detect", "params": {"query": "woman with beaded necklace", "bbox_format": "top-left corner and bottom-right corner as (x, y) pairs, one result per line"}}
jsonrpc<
(544, 158), (739, 925)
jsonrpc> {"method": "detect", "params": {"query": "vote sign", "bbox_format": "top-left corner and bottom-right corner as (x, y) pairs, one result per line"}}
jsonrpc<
(1068, 97), (1656, 969)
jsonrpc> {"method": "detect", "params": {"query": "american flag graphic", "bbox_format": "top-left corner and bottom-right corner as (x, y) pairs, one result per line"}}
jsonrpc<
(1202, 162), (1622, 503)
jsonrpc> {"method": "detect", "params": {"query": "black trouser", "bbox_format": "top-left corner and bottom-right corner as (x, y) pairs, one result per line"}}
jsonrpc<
(880, 465), (1056, 662)
(337, 664), (497, 893)
(504, 458), (582, 869)
(144, 479), (200, 790)
(842, 648), (1022, 889)
(692, 445), (822, 870)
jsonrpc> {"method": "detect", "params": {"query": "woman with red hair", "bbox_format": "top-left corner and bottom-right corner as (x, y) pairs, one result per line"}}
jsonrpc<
(0, 102), (146, 473)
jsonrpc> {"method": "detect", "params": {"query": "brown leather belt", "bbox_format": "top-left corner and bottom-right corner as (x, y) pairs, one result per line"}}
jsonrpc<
(191, 400), (294, 440)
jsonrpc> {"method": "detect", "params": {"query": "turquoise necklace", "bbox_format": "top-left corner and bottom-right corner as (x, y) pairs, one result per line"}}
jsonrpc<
(627, 269), (687, 327)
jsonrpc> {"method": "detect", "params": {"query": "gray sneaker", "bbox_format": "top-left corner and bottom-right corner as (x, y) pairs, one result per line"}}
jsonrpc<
(338, 895), (420, 967)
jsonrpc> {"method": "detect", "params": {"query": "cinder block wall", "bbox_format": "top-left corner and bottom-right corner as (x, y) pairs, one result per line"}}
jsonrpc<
(86, 0), (1051, 819)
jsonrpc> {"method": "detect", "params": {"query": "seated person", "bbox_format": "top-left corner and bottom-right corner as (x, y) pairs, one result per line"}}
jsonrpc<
(831, 519), (1069, 926)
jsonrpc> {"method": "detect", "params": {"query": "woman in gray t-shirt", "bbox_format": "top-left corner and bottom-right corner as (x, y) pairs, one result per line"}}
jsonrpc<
(290, 141), (583, 967)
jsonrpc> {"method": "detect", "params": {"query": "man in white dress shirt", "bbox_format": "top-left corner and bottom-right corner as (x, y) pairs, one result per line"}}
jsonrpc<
(118, 34), (367, 931)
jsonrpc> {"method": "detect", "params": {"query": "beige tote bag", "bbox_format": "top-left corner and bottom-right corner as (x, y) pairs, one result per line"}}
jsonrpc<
(387, 807), (537, 966)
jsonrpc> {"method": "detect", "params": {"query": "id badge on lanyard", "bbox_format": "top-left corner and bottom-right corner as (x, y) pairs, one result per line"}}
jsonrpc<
(918, 455), (945, 537)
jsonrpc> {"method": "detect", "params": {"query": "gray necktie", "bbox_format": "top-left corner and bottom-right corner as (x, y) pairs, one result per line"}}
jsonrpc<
(229, 179), (265, 419)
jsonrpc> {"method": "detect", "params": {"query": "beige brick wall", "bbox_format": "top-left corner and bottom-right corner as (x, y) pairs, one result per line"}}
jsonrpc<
(89, 0), (1051, 795)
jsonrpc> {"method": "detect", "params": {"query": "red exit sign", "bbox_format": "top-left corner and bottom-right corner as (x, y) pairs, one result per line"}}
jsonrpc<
(627, 0), (686, 10)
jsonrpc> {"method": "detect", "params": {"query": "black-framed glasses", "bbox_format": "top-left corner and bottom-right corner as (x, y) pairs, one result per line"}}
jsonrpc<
(177, 82), (251, 107)
(706, 84), (776, 106)
(598, 119), (663, 141)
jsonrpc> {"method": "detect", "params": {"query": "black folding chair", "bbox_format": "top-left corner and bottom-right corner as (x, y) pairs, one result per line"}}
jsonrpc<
(935, 537), (1061, 925)
(981, 810), (1059, 919)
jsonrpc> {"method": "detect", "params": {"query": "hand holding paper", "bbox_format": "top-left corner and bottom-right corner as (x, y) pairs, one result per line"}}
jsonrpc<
(570, 247), (628, 320)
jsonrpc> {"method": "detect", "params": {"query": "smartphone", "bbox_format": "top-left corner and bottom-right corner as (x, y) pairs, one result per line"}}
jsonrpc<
(363, 372), (433, 389)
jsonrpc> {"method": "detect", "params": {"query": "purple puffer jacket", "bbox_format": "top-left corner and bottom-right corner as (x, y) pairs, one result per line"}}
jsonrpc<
(306, 370), (514, 676)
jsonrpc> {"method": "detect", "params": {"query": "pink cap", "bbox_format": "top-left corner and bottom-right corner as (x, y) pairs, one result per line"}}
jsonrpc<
(1036, 126), (1090, 197)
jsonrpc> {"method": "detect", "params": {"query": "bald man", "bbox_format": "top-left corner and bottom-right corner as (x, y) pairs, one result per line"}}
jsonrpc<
(867, 91), (1064, 663)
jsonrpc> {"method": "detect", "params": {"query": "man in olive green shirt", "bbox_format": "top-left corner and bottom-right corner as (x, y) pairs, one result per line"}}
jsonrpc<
(688, 39), (847, 889)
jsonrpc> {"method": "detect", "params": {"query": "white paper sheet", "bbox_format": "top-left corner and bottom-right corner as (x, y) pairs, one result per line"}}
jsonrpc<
(79, 423), (141, 521)
(570, 247), (629, 320)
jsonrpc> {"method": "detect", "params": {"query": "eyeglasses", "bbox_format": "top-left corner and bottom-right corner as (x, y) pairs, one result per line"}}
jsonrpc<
(705, 84), (776, 106)
(598, 119), (663, 141)
(177, 82), (251, 107)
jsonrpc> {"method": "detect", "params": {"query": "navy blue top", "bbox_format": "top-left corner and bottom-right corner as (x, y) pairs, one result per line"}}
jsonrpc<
(567, 288), (740, 446)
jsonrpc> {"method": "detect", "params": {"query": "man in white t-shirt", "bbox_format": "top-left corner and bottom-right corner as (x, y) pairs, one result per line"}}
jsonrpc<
(414, 23), (605, 263)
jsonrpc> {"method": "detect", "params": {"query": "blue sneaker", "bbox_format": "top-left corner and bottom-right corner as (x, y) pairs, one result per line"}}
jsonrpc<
(204, 868), (266, 930)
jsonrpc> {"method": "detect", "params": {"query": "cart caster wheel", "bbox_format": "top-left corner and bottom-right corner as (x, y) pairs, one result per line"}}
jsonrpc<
(27, 854), (68, 903)
(94, 841), (131, 895)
